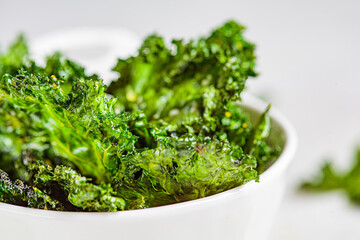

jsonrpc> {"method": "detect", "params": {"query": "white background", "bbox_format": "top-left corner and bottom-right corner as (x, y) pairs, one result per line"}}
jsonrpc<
(1, 0), (360, 239)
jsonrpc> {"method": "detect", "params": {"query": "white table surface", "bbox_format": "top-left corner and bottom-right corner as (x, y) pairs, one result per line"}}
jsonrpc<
(1, 0), (360, 239)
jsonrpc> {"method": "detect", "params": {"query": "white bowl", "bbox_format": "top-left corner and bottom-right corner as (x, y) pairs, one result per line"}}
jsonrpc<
(0, 93), (297, 240)
(30, 27), (140, 83)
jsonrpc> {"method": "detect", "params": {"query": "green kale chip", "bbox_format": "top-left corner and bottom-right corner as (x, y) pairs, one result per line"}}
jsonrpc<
(0, 72), (136, 182)
(301, 149), (360, 205)
(107, 21), (257, 132)
(30, 161), (125, 212)
(0, 168), (63, 210)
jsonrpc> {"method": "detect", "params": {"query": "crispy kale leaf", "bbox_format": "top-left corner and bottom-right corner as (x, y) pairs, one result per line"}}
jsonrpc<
(0, 168), (63, 210)
(0, 35), (31, 77)
(117, 138), (258, 207)
(30, 161), (125, 212)
(301, 149), (360, 204)
(0, 35), (98, 92)
(107, 21), (257, 133)
(0, 72), (137, 182)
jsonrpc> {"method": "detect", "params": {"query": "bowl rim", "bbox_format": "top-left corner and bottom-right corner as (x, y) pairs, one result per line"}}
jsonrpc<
(0, 93), (297, 219)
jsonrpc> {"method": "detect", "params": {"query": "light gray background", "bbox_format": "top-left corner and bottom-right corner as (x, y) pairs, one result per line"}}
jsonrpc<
(1, 0), (360, 239)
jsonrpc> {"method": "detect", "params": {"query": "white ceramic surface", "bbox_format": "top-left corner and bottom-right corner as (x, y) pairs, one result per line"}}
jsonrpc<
(0, 94), (297, 240)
